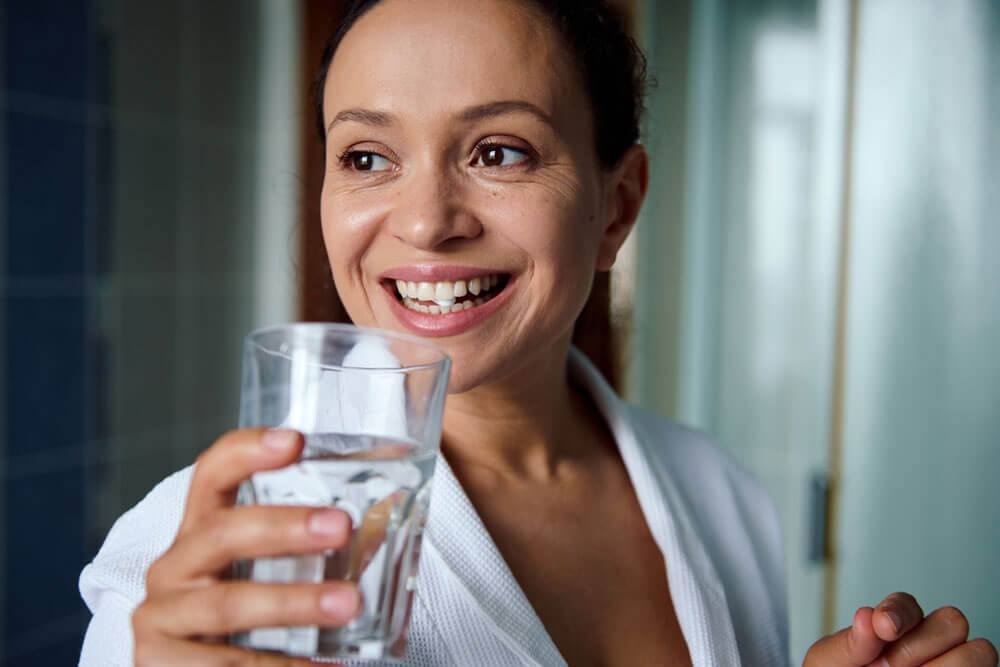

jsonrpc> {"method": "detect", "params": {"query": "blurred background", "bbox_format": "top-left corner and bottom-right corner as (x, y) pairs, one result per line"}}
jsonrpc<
(1, 0), (997, 664)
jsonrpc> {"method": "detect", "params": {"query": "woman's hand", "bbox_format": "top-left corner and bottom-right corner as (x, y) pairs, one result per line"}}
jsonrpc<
(804, 592), (998, 666)
(131, 428), (359, 665)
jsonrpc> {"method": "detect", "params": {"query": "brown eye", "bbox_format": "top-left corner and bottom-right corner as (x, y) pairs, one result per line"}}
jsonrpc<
(341, 151), (392, 172)
(482, 146), (504, 167)
(475, 144), (528, 168)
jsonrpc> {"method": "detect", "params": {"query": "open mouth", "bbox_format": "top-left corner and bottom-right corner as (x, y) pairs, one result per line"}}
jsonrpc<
(388, 273), (511, 314)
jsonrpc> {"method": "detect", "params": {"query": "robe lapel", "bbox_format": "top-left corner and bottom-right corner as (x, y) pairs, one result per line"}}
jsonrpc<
(418, 455), (567, 667)
(569, 348), (742, 667)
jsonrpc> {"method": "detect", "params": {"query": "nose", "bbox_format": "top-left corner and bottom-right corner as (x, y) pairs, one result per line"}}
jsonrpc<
(386, 168), (482, 250)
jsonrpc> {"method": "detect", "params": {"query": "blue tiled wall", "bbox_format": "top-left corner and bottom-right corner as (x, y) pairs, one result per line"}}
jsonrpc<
(4, 1), (103, 664)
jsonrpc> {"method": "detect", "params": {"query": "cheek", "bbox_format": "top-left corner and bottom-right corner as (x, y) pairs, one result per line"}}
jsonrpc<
(319, 190), (387, 320)
(501, 192), (601, 279)
(488, 187), (602, 326)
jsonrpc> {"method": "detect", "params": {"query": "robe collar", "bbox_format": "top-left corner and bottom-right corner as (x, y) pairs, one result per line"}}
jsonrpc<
(418, 348), (741, 666)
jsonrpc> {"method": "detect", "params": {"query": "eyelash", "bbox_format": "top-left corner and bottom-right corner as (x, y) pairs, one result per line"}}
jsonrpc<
(336, 140), (535, 173)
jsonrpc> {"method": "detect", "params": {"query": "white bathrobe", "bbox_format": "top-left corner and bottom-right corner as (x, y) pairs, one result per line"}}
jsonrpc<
(78, 348), (788, 666)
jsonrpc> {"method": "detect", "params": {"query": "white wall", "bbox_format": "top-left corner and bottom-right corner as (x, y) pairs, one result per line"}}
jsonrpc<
(835, 0), (1000, 642)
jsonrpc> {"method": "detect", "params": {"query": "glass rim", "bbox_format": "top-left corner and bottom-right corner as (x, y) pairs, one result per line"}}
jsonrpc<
(246, 322), (450, 373)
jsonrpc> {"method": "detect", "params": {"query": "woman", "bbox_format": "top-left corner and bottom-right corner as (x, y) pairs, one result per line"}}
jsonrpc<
(79, 0), (998, 665)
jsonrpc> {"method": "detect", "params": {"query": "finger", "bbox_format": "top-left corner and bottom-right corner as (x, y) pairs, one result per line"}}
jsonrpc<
(134, 581), (361, 638)
(875, 606), (970, 666)
(804, 607), (886, 666)
(180, 428), (304, 535)
(134, 635), (342, 667)
(148, 506), (351, 590)
(872, 592), (925, 641)
(922, 638), (1000, 667)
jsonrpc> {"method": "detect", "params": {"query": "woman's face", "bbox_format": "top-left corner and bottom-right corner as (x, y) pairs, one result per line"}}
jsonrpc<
(321, 0), (630, 393)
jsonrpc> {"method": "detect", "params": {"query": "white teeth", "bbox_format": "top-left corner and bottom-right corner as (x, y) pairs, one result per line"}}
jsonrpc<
(417, 282), (435, 300)
(394, 275), (504, 299)
(435, 282), (454, 300)
(402, 294), (491, 314)
(398, 274), (507, 314)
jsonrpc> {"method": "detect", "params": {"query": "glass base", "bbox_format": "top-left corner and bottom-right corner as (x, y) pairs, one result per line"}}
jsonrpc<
(230, 631), (406, 663)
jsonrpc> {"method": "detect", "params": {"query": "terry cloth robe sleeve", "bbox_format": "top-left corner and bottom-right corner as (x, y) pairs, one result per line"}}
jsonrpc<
(78, 466), (193, 666)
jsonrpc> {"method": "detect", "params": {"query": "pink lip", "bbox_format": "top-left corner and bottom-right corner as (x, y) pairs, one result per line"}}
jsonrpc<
(380, 264), (509, 282)
(381, 274), (518, 337)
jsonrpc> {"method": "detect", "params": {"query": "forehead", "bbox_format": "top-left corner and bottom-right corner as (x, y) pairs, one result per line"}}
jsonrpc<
(323, 0), (585, 125)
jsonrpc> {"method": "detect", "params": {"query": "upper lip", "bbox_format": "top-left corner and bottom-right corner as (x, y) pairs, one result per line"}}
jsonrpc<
(380, 264), (511, 282)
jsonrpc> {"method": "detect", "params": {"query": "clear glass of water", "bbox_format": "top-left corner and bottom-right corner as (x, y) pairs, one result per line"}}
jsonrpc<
(229, 323), (450, 661)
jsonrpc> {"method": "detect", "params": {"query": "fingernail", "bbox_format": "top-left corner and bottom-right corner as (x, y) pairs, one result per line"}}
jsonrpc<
(883, 608), (903, 634)
(261, 428), (298, 450)
(320, 587), (360, 618)
(308, 509), (349, 536)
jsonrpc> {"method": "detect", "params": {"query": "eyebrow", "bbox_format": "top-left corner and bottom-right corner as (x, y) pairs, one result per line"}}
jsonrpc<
(326, 108), (396, 134)
(458, 100), (553, 126)
(325, 100), (553, 135)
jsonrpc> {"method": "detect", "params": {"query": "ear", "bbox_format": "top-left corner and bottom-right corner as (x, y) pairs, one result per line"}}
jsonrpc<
(596, 143), (649, 272)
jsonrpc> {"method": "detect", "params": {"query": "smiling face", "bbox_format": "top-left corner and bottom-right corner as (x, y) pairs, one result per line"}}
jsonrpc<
(320, 0), (636, 393)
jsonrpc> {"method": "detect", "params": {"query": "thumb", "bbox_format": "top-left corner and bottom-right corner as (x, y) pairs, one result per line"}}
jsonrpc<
(804, 607), (886, 666)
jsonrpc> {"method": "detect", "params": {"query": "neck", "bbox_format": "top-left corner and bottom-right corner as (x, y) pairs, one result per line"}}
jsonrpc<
(441, 339), (590, 481)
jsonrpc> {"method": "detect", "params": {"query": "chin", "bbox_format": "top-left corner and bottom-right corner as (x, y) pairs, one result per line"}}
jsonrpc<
(440, 354), (494, 395)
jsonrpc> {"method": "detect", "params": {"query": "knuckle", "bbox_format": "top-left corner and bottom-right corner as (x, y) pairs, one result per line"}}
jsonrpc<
(145, 551), (176, 594)
(842, 628), (858, 663)
(193, 429), (242, 472)
(131, 603), (149, 633)
(204, 508), (240, 552)
(216, 583), (245, 631)
(145, 559), (164, 593)
(895, 637), (917, 663)
(193, 447), (216, 477)
(936, 606), (970, 640)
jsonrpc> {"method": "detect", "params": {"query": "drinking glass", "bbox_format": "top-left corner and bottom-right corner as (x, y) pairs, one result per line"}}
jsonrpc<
(229, 323), (450, 661)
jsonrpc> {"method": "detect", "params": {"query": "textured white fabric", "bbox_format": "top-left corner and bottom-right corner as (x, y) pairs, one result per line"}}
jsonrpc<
(79, 348), (788, 666)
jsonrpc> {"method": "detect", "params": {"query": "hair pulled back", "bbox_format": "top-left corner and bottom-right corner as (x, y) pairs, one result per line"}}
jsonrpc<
(315, 0), (648, 169)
